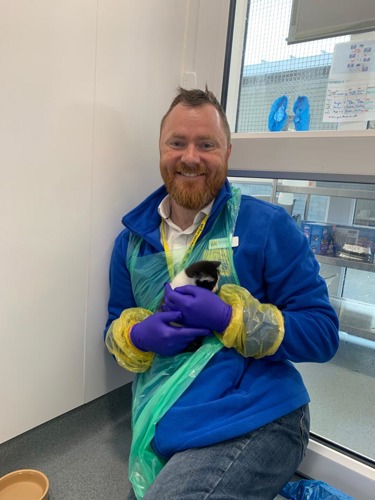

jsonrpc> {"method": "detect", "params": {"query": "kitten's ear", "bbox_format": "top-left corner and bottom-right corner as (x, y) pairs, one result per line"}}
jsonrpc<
(212, 261), (221, 269)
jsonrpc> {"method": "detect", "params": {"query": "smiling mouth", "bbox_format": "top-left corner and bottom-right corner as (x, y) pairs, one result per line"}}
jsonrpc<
(178, 172), (205, 177)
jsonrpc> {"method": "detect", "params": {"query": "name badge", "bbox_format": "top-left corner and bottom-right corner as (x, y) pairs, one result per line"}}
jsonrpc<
(209, 236), (239, 249)
(232, 236), (239, 247)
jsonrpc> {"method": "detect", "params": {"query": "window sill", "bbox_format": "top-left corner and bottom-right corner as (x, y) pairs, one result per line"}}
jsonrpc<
(229, 131), (375, 178)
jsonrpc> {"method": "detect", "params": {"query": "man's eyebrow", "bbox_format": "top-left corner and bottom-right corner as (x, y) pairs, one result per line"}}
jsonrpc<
(196, 135), (217, 143)
(165, 133), (216, 142)
(198, 135), (215, 140)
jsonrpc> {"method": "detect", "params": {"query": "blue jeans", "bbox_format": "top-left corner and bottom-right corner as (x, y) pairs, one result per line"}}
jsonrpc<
(128, 404), (310, 499)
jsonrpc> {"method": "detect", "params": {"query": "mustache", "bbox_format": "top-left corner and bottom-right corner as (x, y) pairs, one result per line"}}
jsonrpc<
(176, 163), (206, 175)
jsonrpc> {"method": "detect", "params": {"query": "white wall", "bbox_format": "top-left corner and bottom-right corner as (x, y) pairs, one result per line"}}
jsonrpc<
(83, 1), (189, 404)
(0, 0), (230, 443)
(84, 0), (230, 402)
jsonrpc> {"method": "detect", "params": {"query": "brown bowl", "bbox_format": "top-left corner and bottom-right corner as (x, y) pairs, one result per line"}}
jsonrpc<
(0, 469), (49, 500)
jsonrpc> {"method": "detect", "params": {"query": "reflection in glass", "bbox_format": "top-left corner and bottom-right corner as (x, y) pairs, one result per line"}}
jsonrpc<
(229, 176), (375, 463)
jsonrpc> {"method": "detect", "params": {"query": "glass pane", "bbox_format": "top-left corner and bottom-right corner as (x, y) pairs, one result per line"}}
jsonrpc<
(229, 175), (375, 463)
(229, 0), (353, 132)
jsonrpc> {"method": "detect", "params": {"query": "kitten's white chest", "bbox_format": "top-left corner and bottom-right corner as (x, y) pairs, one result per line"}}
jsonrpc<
(170, 273), (197, 289)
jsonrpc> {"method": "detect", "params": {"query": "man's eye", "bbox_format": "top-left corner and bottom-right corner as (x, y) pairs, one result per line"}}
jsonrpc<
(200, 142), (215, 150)
(169, 140), (184, 149)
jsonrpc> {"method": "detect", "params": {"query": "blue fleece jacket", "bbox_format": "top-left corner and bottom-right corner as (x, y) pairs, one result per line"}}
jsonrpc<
(105, 180), (339, 459)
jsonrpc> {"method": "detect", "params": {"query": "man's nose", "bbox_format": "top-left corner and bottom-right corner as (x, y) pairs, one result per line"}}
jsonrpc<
(181, 144), (200, 166)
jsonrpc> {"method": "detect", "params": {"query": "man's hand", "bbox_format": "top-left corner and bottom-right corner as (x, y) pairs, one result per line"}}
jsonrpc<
(130, 311), (212, 356)
(163, 283), (232, 333)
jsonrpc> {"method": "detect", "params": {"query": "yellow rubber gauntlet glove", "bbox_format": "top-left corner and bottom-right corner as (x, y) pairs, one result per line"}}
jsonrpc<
(105, 308), (154, 373)
(218, 284), (284, 358)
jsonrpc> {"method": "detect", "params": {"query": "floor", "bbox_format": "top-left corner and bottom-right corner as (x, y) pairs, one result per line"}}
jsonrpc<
(5, 331), (373, 500)
(298, 338), (375, 462)
(0, 383), (303, 499)
(0, 384), (134, 500)
(2, 340), (374, 498)
(299, 362), (375, 461)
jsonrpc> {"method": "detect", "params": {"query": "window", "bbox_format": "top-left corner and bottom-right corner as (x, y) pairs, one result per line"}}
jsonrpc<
(229, 175), (375, 463)
(226, 0), (368, 133)
(223, 0), (375, 476)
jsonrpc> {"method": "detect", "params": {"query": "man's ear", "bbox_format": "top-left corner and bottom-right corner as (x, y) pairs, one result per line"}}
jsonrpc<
(227, 143), (232, 160)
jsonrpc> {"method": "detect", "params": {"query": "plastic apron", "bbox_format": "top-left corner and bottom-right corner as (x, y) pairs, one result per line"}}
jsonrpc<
(126, 186), (241, 499)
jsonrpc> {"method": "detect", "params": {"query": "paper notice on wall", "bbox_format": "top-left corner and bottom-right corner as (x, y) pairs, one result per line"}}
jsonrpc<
(323, 81), (375, 122)
(323, 40), (375, 122)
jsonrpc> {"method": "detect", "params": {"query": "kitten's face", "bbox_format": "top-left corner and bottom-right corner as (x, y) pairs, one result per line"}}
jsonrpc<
(170, 260), (221, 292)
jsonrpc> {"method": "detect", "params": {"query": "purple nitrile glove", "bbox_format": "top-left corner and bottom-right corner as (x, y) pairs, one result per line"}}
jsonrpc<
(163, 283), (232, 333)
(130, 310), (212, 356)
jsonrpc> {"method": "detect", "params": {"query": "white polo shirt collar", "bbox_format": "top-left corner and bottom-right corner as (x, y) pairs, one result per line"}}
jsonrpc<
(158, 195), (213, 256)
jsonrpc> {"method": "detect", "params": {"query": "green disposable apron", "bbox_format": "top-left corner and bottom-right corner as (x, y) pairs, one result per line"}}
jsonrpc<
(127, 187), (241, 499)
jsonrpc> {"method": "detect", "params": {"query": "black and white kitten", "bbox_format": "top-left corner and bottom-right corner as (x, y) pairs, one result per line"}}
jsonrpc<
(167, 260), (221, 352)
(170, 260), (221, 292)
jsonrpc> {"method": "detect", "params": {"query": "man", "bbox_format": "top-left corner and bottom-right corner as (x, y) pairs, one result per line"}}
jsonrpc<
(104, 87), (339, 500)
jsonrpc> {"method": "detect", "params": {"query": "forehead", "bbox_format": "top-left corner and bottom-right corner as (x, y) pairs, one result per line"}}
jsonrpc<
(161, 103), (226, 138)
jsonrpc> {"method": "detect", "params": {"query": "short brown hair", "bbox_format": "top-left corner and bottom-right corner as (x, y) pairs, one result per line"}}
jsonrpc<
(160, 86), (231, 146)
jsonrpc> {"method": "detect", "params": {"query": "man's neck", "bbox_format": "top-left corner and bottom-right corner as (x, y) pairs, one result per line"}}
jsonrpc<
(169, 200), (200, 231)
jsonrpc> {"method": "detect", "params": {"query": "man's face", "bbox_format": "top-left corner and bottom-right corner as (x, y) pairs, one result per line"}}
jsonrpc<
(159, 103), (232, 211)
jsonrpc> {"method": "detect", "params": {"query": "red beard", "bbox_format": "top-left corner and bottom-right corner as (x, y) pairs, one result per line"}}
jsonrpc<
(160, 163), (227, 210)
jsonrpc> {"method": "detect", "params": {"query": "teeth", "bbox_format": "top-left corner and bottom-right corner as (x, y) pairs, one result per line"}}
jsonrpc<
(180, 172), (201, 177)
